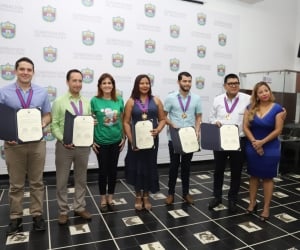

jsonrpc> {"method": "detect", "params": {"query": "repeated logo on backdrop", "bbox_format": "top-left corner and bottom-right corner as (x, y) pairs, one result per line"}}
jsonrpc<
(1, 63), (15, 81)
(81, 68), (94, 84)
(112, 53), (124, 68)
(217, 64), (226, 77)
(145, 39), (156, 54)
(170, 25), (180, 38)
(0, 1), (239, 172)
(218, 33), (227, 46)
(81, 0), (94, 7)
(42, 6), (56, 22)
(196, 77), (205, 89)
(43, 46), (57, 62)
(170, 58), (180, 72)
(197, 13), (206, 26)
(82, 31), (95, 46)
(148, 74), (155, 86)
(113, 17), (125, 31)
(197, 46), (206, 58)
(1, 21), (16, 39)
(144, 4), (156, 18)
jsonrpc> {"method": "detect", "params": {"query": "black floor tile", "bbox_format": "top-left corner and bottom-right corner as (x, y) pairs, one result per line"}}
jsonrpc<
(0, 165), (299, 249)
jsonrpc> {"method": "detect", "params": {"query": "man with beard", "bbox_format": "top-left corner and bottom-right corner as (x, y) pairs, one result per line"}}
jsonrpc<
(164, 71), (202, 205)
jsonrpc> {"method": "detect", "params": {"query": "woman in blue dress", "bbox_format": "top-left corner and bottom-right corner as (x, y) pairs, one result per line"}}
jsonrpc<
(243, 81), (284, 221)
(123, 74), (166, 210)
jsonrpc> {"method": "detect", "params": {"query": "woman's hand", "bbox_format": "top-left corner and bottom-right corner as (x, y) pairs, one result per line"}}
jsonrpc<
(92, 142), (100, 154)
(150, 128), (160, 137)
(119, 137), (126, 151)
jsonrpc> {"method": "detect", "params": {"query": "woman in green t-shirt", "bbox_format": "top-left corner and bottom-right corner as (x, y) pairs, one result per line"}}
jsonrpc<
(91, 73), (126, 212)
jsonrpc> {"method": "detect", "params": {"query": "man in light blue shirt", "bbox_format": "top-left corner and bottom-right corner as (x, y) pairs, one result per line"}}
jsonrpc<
(164, 72), (202, 205)
(0, 57), (51, 235)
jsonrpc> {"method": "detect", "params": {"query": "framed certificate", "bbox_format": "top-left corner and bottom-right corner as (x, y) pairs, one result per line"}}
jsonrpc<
(201, 123), (240, 151)
(0, 103), (43, 142)
(63, 110), (94, 147)
(132, 120), (154, 149)
(17, 108), (43, 142)
(170, 126), (200, 154)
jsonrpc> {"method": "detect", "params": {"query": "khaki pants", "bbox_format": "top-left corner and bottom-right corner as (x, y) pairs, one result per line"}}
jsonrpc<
(5, 141), (46, 219)
(55, 141), (90, 214)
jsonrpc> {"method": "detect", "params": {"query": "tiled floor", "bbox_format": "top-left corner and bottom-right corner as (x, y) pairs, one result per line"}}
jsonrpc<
(0, 164), (300, 250)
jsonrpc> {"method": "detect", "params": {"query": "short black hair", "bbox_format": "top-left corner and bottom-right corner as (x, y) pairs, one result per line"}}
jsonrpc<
(178, 71), (192, 81)
(224, 73), (239, 84)
(15, 57), (34, 71)
(66, 69), (83, 81)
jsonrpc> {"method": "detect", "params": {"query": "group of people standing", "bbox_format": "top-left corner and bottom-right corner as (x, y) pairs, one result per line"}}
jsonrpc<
(0, 57), (285, 236)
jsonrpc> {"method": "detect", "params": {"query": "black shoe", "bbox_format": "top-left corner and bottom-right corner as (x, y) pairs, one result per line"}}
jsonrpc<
(208, 198), (222, 210)
(228, 201), (238, 213)
(7, 218), (23, 235)
(33, 215), (46, 231)
(245, 203), (258, 215)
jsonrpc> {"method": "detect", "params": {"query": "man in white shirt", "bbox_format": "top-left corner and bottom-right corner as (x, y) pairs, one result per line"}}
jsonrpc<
(208, 73), (250, 213)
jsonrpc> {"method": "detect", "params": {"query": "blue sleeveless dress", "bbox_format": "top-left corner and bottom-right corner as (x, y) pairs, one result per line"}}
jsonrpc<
(246, 103), (283, 178)
(125, 96), (160, 193)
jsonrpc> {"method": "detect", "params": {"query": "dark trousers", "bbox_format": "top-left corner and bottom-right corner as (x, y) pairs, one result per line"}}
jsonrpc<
(95, 141), (121, 195)
(167, 140), (193, 196)
(212, 137), (245, 202)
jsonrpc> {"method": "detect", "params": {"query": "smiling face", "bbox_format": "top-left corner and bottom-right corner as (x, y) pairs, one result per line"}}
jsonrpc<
(256, 84), (271, 102)
(99, 77), (114, 96)
(15, 61), (34, 86)
(67, 72), (83, 96)
(224, 76), (240, 99)
(138, 77), (151, 95)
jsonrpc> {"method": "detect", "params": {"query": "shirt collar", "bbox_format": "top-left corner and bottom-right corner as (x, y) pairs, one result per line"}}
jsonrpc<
(67, 91), (81, 100)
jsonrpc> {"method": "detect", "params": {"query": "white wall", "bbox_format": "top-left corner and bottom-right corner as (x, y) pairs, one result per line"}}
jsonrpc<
(203, 0), (299, 72)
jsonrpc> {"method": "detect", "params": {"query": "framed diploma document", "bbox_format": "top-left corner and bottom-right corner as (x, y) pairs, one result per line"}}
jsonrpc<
(63, 110), (94, 147)
(201, 123), (240, 151)
(170, 126), (200, 154)
(132, 120), (154, 149)
(0, 103), (43, 142)
(17, 108), (43, 142)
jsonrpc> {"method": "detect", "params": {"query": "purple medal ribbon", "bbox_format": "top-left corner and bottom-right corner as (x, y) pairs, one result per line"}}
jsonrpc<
(70, 100), (83, 115)
(135, 97), (149, 114)
(178, 95), (191, 114)
(16, 88), (33, 108)
(224, 96), (239, 114)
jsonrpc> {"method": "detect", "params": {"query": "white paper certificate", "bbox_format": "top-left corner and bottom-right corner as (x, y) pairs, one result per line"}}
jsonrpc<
(72, 116), (94, 147)
(178, 127), (199, 153)
(220, 124), (240, 150)
(134, 120), (154, 149)
(17, 108), (43, 142)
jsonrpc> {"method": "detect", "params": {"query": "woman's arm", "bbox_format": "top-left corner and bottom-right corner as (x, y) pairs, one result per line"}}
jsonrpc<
(123, 98), (134, 144)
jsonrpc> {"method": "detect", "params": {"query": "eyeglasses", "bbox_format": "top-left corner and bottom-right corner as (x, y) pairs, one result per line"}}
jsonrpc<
(226, 82), (240, 87)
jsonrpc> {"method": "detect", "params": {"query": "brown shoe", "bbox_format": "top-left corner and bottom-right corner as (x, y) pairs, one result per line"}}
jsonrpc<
(58, 214), (69, 225)
(182, 194), (194, 205)
(74, 210), (92, 220)
(165, 195), (174, 205)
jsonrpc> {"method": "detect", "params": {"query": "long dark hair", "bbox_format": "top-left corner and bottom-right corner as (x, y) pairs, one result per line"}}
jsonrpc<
(130, 74), (152, 99)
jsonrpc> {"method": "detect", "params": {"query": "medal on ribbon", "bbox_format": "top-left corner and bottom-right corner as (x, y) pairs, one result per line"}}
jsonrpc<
(178, 95), (191, 119)
(16, 88), (33, 108)
(224, 96), (239, 120)
(135, 97), (149, 120)
(70, 100), (83, 115)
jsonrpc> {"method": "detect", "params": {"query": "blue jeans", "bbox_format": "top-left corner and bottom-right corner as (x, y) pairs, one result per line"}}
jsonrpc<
(167, 141), (193, 196)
